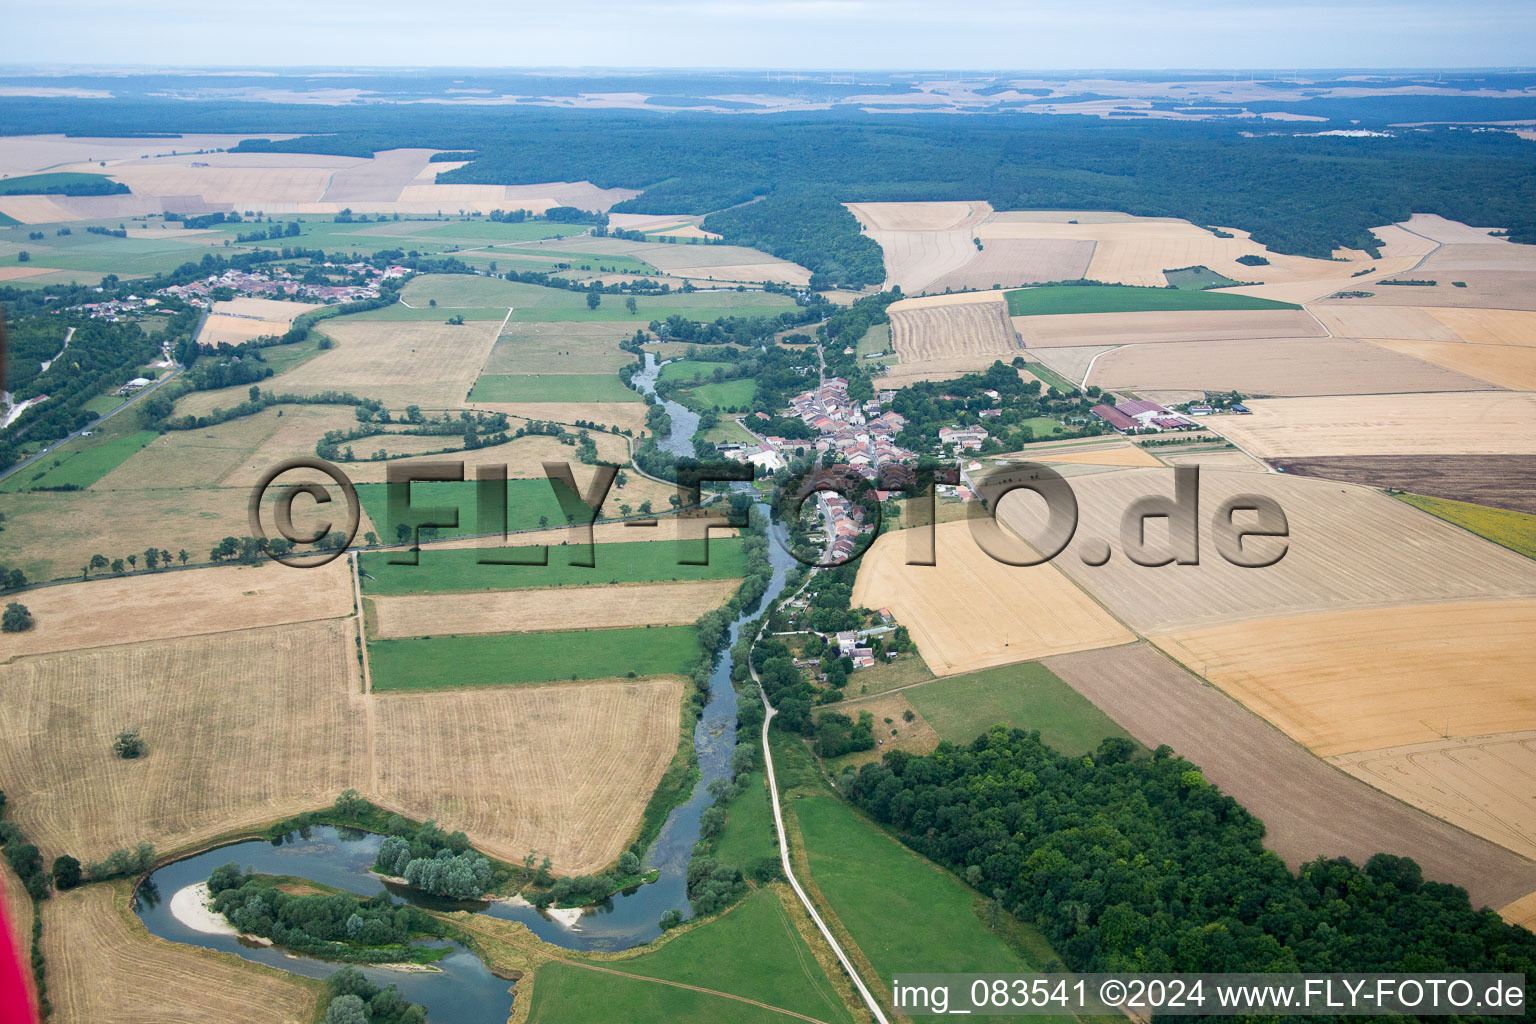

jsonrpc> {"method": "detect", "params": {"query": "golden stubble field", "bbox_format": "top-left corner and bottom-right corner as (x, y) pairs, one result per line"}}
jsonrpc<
(1331, 731), (1536, 863)
(372, 677), (685, 874)
(1149, 600), (1536, 757)
(369, 579), (740, 638)
(996, 468), (1536, 634)
(887, 293), (1019, 368)
(0, 560), (352, 660)
(1081, 337), (1491, 396)
(1015, 308), (1324, 347)
(1207, 392), (1536, 456)
(41, 881), (320, 1024)
(850, 520), (1134, 676)
(269, 318), (503, 408)
(0, 620), (365, 863)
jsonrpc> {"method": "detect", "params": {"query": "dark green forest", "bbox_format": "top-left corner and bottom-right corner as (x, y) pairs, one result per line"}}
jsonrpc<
(846, 729), (1536, 1002)
(4, 99), (1535, 284)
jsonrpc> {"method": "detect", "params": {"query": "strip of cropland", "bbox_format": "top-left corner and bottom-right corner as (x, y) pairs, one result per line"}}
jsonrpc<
(1005, 283), (1299, 315)
(359, 535), (747, 594)
(468, 373), (641, 403)
(366, 625), (700, 691)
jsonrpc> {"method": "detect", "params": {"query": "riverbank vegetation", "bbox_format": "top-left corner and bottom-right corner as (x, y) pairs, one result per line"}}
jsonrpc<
(207, 864), (452, 965)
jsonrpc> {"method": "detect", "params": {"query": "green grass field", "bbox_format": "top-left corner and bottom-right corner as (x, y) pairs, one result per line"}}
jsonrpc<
(356, 478), (576, 543)
(679, 378), (755, 410)
(0, 430), (157, 493)
(657, 360), (731, 385)
(794, 796), (1049, 1014)
(367, 626), (699, 691)
(1396, 493), (1536, 560)
(359, 536), (748, 595)
(903, 661), (1135, 755)
(527, 889), (853, 1024)
(0, 172), (125, 195)
(707, 771), (778, 876)
(855, 322), (895, 365)
(1162, 265), (1245, 290)
(469, 373), (640, 403)
(699, 418), (761, 446)
(1021, 360), (1078, 394)
(1005, 284), (1297, 316)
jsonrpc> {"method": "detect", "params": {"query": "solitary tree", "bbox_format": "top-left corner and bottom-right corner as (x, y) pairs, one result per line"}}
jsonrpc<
(111, 558), (126, 574)
(51, 855), (82, 890)
(90, 553), (109, 572)
(2, 602), (33, 633)
(143, 548), (160, 570)
(177, 549), (189, 565)
(625, 296), (638, 315)
(113, 728), (147, 759)
(586, 291), (601, 310)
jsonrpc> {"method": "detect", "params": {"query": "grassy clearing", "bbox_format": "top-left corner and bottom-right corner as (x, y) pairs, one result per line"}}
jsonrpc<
(657, 359), (730, 385)
(470, 373), (640, 403)
(1005, 284), (1297, 316)
(355, 478), (573, 542)
(856, 322), (895, 364)
(1163, 265), (1245, 290)
(679, 378), (755, 410)
(700, 417), (761, 446)
(367, 626), (700, 691)
(708, 771), (778, 876)
(359, 536), (749, 595)
(794, 796), (1044, 982)
(903, 661), (1136, 755)
(527, 890), (853, 1023)
(0, 429), (157, 492)
(1397, 493), (1536, 560)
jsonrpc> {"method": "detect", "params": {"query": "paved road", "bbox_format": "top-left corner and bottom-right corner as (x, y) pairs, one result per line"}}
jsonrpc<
(750, 570), (890, 1024)
(0, 364), (183, 485)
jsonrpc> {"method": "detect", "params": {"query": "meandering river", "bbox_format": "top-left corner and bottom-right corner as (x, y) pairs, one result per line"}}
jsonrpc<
(139, 353), (794, 1021)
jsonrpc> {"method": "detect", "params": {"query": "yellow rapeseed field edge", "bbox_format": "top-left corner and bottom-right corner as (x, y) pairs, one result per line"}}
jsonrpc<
(1396, 492), (1536, 559)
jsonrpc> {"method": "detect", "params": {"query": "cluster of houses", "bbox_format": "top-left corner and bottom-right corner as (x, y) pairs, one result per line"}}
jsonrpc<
(157, 261), (405, 306)
(815, 491), (867, 565)
(68, 295), (163, 321)
(938, 424), (990, 451)
(1090, 398), (1199, 433)
(781, 377), (917, 475)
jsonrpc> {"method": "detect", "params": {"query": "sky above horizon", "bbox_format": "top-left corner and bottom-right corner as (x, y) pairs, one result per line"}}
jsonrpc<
(1, 0), (1533, 70)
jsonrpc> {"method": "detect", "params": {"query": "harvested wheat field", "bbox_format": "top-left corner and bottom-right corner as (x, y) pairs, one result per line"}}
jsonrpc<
(1501, 891), (1536, 930)
(42, 881), (320, 1024)
(213, 297), (325, 321)
(484, 321), (636, 374)
(96, 405), (360, 490)
(1398, 213), (1507, 245)
(1208, 392), (1536, 457)
(889, 295), (1018, 367)
(1314, 274), (1536, 310)
(1422, 243), (1536, 274)
(465, 400), (650, 437)
(1031, 442), (1165, 468)
(1272, 454), (1536, 515)
(101, 155), (355, 207)
(1308, 304), (1463, 341)
(197, 314), (290, 346)
(1082, 337), (1490, 396)
(1015, 308), (1325, 348)
(1422, 306), (1536, 346)
(1150, 600), (1536, 757)
(1331, 731), (1536, 862)
(921, 237), (1094, 294)
(370, 579), (739, 638)
(1, 561), (352, 660)
(0, 486), (261, 584)
(1158, 445), (1269, 474)
(851, 520), (1134, 676)
(998, 468), (1536, 634)
(270, 318), (503, 407)
(845, 201), (993, 293)
(1368, 339), (1536, 390)
(0, 620), (363, 862)
(1042, 643), (1536, 910)
(373, 677), (683, 874)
